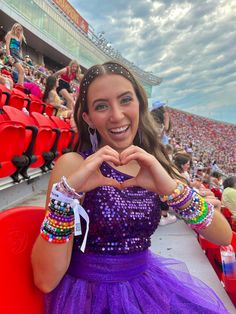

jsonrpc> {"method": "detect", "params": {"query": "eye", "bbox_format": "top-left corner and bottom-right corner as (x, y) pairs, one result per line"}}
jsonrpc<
(121, 95), (132, 105)
(94, 103), (108, 111)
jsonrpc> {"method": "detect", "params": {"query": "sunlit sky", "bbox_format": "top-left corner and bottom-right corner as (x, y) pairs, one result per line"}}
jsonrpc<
(71, 0), (236, 124)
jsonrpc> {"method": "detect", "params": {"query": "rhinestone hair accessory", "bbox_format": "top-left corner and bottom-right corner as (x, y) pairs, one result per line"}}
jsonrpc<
(80, 62), (133, 104)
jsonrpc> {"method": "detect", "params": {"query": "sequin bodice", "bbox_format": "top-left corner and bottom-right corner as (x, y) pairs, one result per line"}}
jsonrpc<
(74, 152), (162, 254)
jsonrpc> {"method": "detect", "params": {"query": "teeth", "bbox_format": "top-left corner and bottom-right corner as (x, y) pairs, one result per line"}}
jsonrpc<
(110, 126), (129, 133)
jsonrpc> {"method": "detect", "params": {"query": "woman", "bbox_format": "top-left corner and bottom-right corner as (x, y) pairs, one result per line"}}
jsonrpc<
(5, 23), (25, 86)
(54, 60), (81, 111)
(42, 75), (71, 117)
(173, 152), (192, 182)
(32, 61), (231, 313)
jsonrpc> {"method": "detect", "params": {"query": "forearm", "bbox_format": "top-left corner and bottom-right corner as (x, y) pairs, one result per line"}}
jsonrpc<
(31, 235), (73, 293)
(198, 210), (232, 245)
(162, 182), (232, 245)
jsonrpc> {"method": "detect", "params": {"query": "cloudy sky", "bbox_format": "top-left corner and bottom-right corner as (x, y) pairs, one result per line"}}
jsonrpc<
(71, 0), (236, 124)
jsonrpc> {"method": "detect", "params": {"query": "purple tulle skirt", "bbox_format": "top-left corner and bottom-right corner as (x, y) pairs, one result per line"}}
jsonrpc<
(45, 250), (229, 313)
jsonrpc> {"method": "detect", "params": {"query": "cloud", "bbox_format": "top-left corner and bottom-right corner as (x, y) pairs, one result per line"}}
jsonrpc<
(72, 0), (236, 123)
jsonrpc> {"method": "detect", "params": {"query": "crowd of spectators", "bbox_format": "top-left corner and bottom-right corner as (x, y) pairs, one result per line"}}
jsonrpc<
(0, 46), (81, 119)
(167, 107), (236, 177)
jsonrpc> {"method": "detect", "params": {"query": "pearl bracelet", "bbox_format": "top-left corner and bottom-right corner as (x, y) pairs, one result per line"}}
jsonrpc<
(57, 176), (85, 199)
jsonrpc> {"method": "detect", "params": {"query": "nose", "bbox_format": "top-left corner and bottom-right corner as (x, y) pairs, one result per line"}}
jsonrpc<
(109, 103), (124, 122)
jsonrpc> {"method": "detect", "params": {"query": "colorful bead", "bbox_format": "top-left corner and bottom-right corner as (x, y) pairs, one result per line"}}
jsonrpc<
(40, 197), (75, 244)
(160, 180), (185, 202)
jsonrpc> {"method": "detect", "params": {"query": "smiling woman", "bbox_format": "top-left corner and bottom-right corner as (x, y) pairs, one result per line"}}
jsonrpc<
(82, 74), (140, 153)
(31, 61), (232, 313)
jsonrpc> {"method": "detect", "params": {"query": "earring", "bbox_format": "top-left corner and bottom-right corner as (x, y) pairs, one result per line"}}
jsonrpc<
(88, 127), (98, 152)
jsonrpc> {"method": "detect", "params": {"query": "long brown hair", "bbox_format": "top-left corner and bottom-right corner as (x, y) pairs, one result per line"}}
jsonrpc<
(74, 61), (182, 180)
(42, 75), (57, 103)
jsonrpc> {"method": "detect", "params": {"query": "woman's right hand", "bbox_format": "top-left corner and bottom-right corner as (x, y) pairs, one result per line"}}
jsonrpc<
(67, 146), (121, 192)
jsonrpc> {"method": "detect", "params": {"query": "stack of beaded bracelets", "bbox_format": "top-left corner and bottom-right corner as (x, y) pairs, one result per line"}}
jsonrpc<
(160, 180), (214, 230)
(40, 176), (85, 244)
(40, 199), (74, 243)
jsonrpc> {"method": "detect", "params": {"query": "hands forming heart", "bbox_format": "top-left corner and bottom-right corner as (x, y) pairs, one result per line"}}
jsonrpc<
(67, 145), (177, 196)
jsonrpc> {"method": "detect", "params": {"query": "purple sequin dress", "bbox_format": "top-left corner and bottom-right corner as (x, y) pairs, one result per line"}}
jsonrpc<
(45, 152), (229, 314)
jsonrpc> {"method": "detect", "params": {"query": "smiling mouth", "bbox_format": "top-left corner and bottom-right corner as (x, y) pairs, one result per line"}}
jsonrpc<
(109, 125), (130, 134)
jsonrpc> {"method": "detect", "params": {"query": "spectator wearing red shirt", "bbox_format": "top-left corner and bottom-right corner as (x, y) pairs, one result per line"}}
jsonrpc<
(54, 60), (81, 111)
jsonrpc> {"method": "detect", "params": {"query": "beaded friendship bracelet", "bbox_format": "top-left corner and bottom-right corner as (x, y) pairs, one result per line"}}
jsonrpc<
(160, 180), (185, 202)
(40, 199), (75, 243)
(161, 179), (215, 230)
(40, 177), (90, 252)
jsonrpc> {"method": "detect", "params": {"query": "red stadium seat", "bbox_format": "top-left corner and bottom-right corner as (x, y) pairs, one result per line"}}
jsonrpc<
(2, 88), (31, 111)
(0, 206), (45, 314)
(50, 116), (76, 156)
(221, 207), (232, 220)
(27, 100), (45, 114)
(7, 93), (26, 110)
(30, 112), (60, 169)
(64, 117), (79, 150)
(1, 68), (13, 79)
(44, 103), (57, 116)
(0, 117), (29, 181)
(11, 88), (31, 109)
(0, 87), (2, 105)
(3, 106), (58, 175)
(14, 83), (26, 93)
(0, 83), (11, 107)
(221, 207), (236, 232)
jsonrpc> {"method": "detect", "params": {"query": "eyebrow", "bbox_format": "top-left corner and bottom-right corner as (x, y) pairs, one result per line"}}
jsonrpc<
(92, 91), (132, 107)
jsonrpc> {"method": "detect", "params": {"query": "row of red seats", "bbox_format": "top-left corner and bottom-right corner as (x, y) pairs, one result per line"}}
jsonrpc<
(0, 84), (56, 116)
(0, 105), (77, 182)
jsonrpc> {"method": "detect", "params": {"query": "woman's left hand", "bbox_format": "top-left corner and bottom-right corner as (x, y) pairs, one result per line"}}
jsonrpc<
(120, 145), (177, 195)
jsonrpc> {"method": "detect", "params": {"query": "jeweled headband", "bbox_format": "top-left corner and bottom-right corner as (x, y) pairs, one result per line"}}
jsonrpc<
(80, 62), (134, 104)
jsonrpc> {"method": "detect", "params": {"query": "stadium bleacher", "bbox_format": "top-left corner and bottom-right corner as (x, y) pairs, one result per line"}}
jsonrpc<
(168, 107), (236, 176)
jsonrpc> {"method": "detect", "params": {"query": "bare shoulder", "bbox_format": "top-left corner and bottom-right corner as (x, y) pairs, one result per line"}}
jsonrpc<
(54, 152), (83, 175)
(49, 152), (83, 186)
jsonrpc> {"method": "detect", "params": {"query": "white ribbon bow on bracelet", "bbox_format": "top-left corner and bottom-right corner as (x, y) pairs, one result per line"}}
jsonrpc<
(51, 186), (90, 252)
